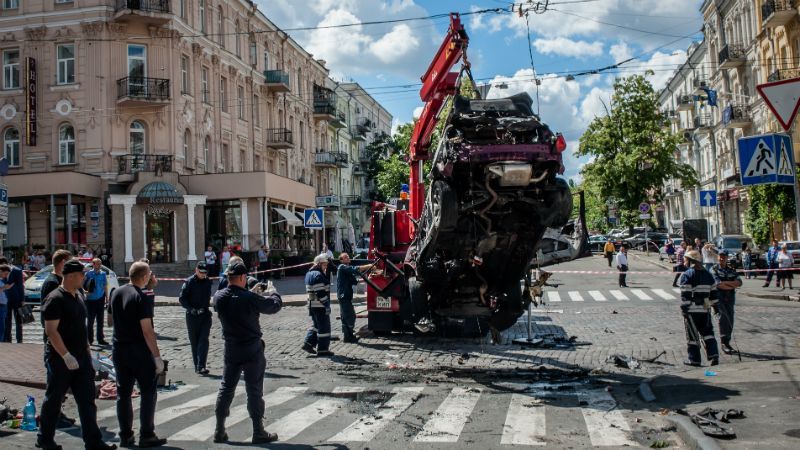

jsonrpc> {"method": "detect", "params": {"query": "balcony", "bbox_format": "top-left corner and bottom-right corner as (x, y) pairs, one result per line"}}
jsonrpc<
(762, 0), (796, 29)
(114, 0), (171, 24)
(330, 110), (347, 129)
(693, 113), (712, 130)
(359, 150), (371, 163)
(116, 77), (170, 106)
(263, 70), (290, 93)
(352, 164), (366, 176)
(356, 117), (373, 134)
(767, 68), (800, 82)
(351, 126), (367, 141)
(718, 44), (746, 69)
(722, 104), (752, 128)
(676, 95), (694, 111)
(316, 195), (339, 208)
(313, 151), (349, 168)
(693, 78), (710, 94)
(265, 128), (293, 149)
(117, 154), (173, 182)
(342, 195), (362, 209)
(664, 110), (679, 122)
(313, 86), (338, 121)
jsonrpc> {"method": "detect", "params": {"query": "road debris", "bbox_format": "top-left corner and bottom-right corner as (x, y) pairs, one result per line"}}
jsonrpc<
(650, 439), (671, 448)
(705, 370), (717, 377)
(678, 407), (745, 439)
(608, 354), (640, 369)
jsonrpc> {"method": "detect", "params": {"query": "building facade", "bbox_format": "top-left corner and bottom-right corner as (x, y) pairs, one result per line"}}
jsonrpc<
(0, 0), (388, 272)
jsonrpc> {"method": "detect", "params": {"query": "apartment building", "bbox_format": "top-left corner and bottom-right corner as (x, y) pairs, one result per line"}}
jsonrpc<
(0, 0), (356, 272)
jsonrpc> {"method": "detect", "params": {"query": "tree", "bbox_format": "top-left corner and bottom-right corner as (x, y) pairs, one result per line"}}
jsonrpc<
(577, 74), (698, 231)
(570, 178), (611, 232)
(745, 184), (796, 245)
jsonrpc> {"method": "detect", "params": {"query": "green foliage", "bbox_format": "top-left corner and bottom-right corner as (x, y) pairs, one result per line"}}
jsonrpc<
(571, 179), (611, 232)
(577, 74), (698, 230)
(745, 184), (796, 245)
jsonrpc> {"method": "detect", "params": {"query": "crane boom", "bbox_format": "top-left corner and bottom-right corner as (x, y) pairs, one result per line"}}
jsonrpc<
(408, 13), (468, 221)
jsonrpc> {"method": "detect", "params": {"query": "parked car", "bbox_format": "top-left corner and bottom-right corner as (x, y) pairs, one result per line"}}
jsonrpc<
(588, 235), (609, 253)
(624, 232), (668, 251)
(711, 234), (763, 268)
(24, 262), (120, 305)
(354, 236), (370, 258)
(777, 241), (800, 266)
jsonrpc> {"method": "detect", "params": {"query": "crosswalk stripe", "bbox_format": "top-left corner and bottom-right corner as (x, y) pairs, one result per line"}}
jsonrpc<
(110, 386), (235, 433)
(547, 291), (561, 302)
(629, 289), (653, 300)
(169, 387), (308, 442)
(588, 291), (607, 301)
(501, 393), (546, 446)
(96, 385), (199, 421)
(329, 386), (424, 442)
(267, 387), (361, 442)
(579, 390), (637, 447)
(651, 288), (675, 300)
(609, 290), (629, 301)
(414, 387), (481, 443)
(568, 291), (584, 302)
(673, 288), (681, 293)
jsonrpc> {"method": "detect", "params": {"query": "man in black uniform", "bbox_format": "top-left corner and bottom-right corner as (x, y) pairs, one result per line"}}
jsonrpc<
(37, 260), (116, 450)
(678, 250), (720, 367)
(110, 261), (167, 448)
(712, 251), (742, 354)
(213, 261), (282, 444)
(40, 250), (73, 306)
(179, 261), (213, 375)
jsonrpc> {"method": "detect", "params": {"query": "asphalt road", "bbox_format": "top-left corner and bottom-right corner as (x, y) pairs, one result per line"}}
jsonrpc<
(4, 254), (799, 449)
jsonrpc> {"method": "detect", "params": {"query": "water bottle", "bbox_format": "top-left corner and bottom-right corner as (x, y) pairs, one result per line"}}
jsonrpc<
(20, 395), (37, 431)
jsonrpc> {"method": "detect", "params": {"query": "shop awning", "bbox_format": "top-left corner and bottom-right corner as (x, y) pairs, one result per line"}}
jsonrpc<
(273, 207), (302, 226)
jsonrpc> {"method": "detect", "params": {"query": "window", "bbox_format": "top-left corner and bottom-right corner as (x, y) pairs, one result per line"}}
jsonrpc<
(263, 51), (269, 70)
(299, 121), (304, 148)
(237, 85), (244, 119)
(129, 121), (145, 155)
(179, 0), (185, 19)
(55, 203), (86, 246)
(220, 77), (227, 112)
(217, 6), (225, 48)
(127, 45), (146, 96)
(58, 124), (75, 164)
(249, 41), (257, 66)
(253, 95), (260, 126)
(199, 0), (206, 34)
(240, 149), (245, 171)
(56, 44), (75, 85)
(201, 67), (209, 103)
(2, 0), (19, 9)
(182, 129), (191, 161)
(235, 21), (241, 57)
(180, 55), (189, 94)
(3, 127), (19, 167)
(3, 49), (20, 90)
(222, 143), (229, 171)
(203, 136), (210, 166)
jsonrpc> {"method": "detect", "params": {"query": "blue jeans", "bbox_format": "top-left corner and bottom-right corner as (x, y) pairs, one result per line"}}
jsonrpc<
(0, 304), (7, 343)
(304, 307), (331, 351)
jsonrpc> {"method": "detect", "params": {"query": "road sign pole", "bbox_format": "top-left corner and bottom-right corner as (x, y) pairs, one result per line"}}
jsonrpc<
(794, 181), (800, 239)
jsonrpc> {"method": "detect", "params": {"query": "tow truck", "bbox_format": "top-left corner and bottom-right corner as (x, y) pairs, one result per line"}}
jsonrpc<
(362, 13), (572, 337)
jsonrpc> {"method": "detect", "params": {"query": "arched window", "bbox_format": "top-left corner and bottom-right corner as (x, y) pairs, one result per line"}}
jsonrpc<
(3, 127), (19, 167)
(199, 0), (206, 34)
(203, 136), (211, 167)
(217, 6), (225, 48)
(129, 120), (145, 155)
(58, 124), (75, 165)
(182, 129), (191, 161)
(235, 20), (241, 57)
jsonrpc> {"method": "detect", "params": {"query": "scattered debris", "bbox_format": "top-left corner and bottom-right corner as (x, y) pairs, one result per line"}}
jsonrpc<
(659, 408), (670, 416)
(612, 310), (618, 314)
(650, 337), (658, 341)
(608, 354), (640, 369)
(650, 439), (671, 448)
(660, 424), (677, 432)
(604, 328), (614, 334)
(643, 351), (666, 363)
(705, 370), (717, 377)
(679, 408), (745, 439)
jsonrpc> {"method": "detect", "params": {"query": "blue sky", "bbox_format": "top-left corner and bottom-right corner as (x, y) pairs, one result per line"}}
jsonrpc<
(258, 0), (705, 181)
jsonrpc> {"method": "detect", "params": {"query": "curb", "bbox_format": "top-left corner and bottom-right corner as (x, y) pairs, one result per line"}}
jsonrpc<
(637, 375), (658, 402)
(668, 415), (722, 450)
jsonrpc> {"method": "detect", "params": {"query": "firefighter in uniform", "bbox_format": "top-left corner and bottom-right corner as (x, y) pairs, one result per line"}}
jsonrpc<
(712, 251), (742, 354)
(678, 249), (720, 367)
(302, 254), (333, 357)
(213, 262), (282, 444)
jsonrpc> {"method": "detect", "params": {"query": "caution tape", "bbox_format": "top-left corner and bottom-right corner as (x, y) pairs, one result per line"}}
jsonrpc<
(116, 261), (316, 281)
(548, 267), (799, 276)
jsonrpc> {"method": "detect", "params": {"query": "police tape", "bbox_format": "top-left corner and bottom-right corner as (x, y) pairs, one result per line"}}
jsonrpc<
(547, 267), (799, 275)
(114, 261), (317, 281)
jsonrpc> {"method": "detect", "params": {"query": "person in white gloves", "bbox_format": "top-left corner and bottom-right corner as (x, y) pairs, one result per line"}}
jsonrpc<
(38, 259), (117, 450)
(109, 261), (167, 448)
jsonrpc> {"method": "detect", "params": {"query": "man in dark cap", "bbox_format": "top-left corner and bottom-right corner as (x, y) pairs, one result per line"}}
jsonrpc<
(38, 259), (116, 450)
(179, 261), (214, 375)
(712, 251), (742, 354)
(213, 261), (282, 444)
(678, 249), (720, 367)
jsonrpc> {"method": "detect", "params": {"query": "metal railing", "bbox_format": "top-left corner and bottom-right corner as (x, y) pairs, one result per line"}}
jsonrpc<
(762, 0), (792, 23)
(264, 70), (290, 86)
(314, 152), (348, 166)
(266, 128), (293, 144)
(117, 154), (173, 174)
(718, 44), (745, 65)
(767, 68), (800, 82)
(722, 104), (750, 125)
(116, 0), (171, 14)
(117, 77), (170, 101)
(693, 114), (712, 128)
(693, 78), (709, 90)
(314, 103), (336, 116)
(342, 195), (362, 209)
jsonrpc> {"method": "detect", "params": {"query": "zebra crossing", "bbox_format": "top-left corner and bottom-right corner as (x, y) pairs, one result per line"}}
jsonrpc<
(546, 287), (680, 303)
(41, 383), (645, 447)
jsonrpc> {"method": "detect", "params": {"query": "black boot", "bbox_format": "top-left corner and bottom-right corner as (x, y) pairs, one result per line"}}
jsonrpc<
(214, 418), (228, 443)
(252, 420), (278, 444)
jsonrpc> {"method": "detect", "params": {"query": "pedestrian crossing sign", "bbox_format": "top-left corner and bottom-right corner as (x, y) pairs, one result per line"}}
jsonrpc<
(304, 208), (324, 229)
(738, 133), (795, 186)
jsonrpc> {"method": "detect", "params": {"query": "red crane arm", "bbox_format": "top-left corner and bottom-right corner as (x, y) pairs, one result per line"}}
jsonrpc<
(408, 13), (468, 221)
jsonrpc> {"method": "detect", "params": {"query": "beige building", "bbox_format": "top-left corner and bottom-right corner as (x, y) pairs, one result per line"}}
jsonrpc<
(0, 0), (364, 272)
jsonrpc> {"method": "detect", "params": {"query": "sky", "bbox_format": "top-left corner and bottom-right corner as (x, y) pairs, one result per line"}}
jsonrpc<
(256, 0), (705, 181)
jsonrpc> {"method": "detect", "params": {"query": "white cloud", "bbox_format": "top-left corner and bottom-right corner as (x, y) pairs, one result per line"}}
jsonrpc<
(639, 50), (689, 91)
(368, 24), (420, 64)
(610, 42), (633, 64)
(533, 37), (604, 59)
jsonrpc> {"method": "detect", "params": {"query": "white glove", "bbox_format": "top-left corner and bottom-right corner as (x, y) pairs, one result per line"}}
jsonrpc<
(154, 357), (165, 375)
(264, 280), (278, 296)
(62, 352), (79, 371)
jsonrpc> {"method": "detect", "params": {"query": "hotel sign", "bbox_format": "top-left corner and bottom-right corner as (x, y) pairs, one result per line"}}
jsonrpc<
(25, 57), (36, 146)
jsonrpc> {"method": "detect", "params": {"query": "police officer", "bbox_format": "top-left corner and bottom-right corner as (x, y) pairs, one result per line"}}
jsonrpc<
(712, 251), (742, 354)
(335, 253), (371, 343)
(37, 259), (116, 450)
(179, 261), (213, 375)
(213, 261), (282, 445)
(302, 254), (333, 356)
(678, 250), (720, 367)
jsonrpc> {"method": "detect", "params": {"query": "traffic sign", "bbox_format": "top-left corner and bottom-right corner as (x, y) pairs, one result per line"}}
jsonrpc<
(304, 208), (324, 229)
(639, 213), (651, 220)
(699, 190), (717, 207)
(738, 133), (796, 186)
(0, 184), (7, 228)
(638, 202), (650, 213)
(756, 76), (800, 131)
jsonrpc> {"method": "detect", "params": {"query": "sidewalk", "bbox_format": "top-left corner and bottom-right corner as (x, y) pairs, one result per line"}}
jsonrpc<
(629, 250), (800, 303)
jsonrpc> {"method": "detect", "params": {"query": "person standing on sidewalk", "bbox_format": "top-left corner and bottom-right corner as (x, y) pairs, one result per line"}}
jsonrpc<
(302, 254), (333, 356)
(335, 253), (372, 343)
(615, 245), (629, 288)
(603, 239), (615, 267)
(212, 261), (282, 444)
(712, 252), (741, 355)
(763, 240), (780, 287)
(741, 244), (754, 279)
(673, 241), (688, 287)
(179, 262), (213, 375)
(37, 259), (116, 450)
(205, 246), (218, 276)
(678, 250), (720, 367)
(83, 258), (109, 346)
(702, 243), (718, 271)
(220, 246), (232, 275)
(257, 245), (271, 282)
(1, 256), (25, 343)
(0, 265), (11, 342)
(777, 245), (794, 290)
(110, 261), (167, 448)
